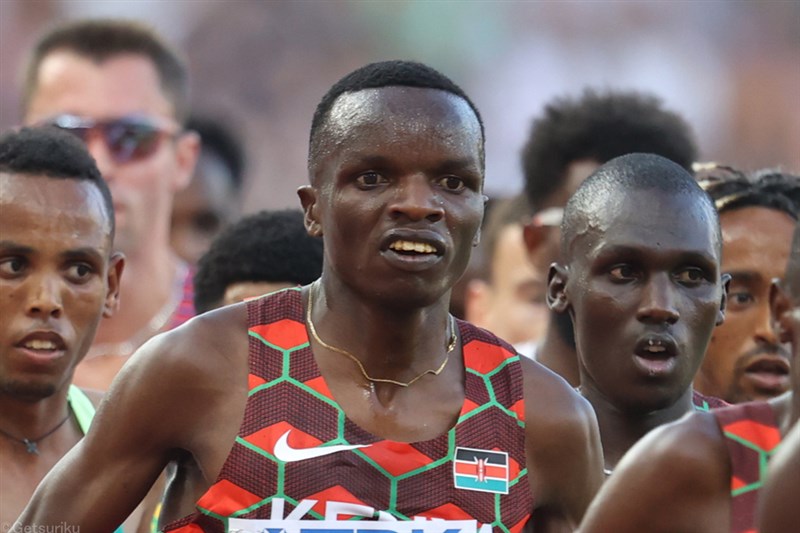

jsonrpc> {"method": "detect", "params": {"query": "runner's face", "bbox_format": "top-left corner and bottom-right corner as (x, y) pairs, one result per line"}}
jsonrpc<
(304, 87), (484, 308)
(565, 189), (724, 412)
(0, 173), (120, 400)
(697, 207), (794, 403)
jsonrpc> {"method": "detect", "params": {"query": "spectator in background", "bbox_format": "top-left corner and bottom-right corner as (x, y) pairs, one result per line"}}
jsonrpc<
(447, 196), (498, 320)
(170, 116), (246, 265)
(579, 221), (799, 533)
(521, 89), (698, 384)
(464, 194), (548, 350)
(193, 209), (323, 313)
(21, 19), (200, 391)
(693, 165), (799, 404)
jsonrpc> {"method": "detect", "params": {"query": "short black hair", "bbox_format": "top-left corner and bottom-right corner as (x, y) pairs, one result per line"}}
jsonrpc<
(0, 126), (114, 237)
(186, 116), (246, 192)
(309, 60), (484, 173)
(696, 164), (799, 220)
(522, 89), (698, 211)
(24, 19), (190, 122)
(193, 209), (323, 313)
(562, 153), (718, 258)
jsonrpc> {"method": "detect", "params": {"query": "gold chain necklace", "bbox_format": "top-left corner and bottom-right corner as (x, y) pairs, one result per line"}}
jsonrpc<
(306, 284), (457, 387)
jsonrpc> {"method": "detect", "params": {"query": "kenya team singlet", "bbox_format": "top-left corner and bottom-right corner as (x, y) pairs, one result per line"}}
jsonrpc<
(713, 402), (782, 533)
(164, 288), (533, 533)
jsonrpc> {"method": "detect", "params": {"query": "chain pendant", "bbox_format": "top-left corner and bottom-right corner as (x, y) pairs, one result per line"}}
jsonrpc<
(23, 438), (39, 454)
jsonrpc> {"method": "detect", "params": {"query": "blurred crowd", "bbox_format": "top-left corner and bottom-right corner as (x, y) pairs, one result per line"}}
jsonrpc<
(2, 1), (798, 206)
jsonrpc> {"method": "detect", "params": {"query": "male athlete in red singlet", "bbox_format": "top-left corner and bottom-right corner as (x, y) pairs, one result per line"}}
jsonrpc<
(579, 223), (800, 532)
(17, 61), (603, 532)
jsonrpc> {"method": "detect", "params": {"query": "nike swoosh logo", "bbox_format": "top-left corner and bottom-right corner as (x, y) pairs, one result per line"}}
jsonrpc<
(273, 430), (371, 462)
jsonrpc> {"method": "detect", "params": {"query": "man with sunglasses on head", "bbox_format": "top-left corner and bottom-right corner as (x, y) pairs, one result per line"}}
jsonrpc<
(22, 19), (200, 391)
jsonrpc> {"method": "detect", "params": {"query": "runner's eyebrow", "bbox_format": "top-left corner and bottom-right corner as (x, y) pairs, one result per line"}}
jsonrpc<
(724, 271), (765, 283)
(61, 248), (105, 263)
(0, 241), (34, 255)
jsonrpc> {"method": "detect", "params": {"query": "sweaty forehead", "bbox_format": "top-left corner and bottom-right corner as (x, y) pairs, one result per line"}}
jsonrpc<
(325, 87), (481, 142)
(0, 173), (113, 242)
(566, 187), (720, 260)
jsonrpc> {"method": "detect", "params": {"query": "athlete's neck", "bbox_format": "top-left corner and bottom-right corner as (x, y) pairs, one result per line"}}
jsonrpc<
(770, 391), (798, 438)
(0, 385), (71, 441)
(581, 384), (695, 470)
(307, 280), (453, 390)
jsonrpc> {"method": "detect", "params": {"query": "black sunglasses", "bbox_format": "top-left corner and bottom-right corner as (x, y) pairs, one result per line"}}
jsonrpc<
(40, 114), (180, 164)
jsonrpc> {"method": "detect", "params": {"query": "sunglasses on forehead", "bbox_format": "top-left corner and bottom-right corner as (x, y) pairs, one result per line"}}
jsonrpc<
(39, 114), (181, 164)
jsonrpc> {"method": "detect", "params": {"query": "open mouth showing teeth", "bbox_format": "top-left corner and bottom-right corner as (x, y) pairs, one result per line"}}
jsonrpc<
(389, 240), (437, 255)
(635, 337), (676, 360)
(24, 339), (59, 350)
(643, 342), (666, 355)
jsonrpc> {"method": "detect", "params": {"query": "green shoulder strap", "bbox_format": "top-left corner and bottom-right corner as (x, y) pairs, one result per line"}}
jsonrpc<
(66, 385), (125, 533)
(67, 384), (95, 434)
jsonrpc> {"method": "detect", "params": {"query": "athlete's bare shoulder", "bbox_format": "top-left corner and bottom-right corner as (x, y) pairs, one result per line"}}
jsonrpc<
(760, 422), (800, 533)
(520, 355), (593, 424)
(579, 410), (729, 533)
(112, 301), (251, 451)
(120, 301), (249, 384)
(519, 356), (603, 528)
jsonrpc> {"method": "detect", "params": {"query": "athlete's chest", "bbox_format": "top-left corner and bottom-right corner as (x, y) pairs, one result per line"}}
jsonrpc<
(163, 294), (532, 532)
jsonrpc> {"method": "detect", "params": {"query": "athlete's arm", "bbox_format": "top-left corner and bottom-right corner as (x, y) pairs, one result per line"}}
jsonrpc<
(521, 357), (603, 531)
(76, 387), (164, 532)
(759, 421), (800, 533)
(14, 306), (248, 530)
(578, 411), (729, 533)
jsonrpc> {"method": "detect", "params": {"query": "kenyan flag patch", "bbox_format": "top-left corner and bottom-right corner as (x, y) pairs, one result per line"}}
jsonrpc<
(453, 447), (509, 494)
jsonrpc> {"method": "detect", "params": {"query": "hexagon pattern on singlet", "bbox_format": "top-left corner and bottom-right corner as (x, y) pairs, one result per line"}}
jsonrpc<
(164, 288), (533, 533)
(713, 402), (782, 533)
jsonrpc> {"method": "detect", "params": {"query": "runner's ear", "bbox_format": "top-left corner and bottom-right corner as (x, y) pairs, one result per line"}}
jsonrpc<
(769, 278), (792, 343)
(716, 273), (730, 326)
(103, 252), (125, 318)
(298, 185), (323, 237)
(547, 263), (570, 314)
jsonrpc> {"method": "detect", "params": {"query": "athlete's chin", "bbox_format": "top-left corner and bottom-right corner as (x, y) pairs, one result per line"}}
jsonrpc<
(614, 385), (686, 415)
(0, 378), (57, 402)
(734, 387), (788, 404)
